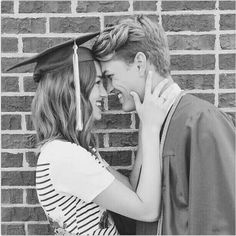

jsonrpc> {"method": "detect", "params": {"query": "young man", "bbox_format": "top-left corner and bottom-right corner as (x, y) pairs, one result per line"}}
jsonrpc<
(92, 16), (235, 235)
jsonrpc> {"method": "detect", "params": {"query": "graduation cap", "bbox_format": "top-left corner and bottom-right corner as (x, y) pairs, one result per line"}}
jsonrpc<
(7, 32), (100, 131)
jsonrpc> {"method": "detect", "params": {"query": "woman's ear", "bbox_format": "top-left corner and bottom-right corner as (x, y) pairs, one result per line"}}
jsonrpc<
(134, 52), (147, 76)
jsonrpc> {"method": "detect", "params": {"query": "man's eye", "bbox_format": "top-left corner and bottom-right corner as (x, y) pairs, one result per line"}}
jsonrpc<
(96, 80), (101, 85)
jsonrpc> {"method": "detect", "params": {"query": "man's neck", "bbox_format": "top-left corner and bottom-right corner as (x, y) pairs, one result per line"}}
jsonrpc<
(151, 75), (174, 96)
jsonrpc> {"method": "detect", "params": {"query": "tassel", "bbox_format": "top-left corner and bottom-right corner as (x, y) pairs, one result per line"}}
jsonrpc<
(73, 40), (83, 131)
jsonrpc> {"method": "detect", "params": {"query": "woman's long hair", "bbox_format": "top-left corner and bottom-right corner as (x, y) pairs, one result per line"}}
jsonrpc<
(31, 60), (97, 152)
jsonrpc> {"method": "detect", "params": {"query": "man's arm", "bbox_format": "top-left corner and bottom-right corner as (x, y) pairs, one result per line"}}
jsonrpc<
(187, 109), (235, 234)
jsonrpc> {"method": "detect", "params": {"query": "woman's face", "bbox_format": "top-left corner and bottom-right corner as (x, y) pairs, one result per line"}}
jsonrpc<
(89, 61), (108, 120)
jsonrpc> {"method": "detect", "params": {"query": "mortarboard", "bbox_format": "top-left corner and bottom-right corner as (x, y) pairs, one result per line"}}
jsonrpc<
(7, 32), (100, 131)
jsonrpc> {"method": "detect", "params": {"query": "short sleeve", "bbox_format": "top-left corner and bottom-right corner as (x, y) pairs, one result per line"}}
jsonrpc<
(43, 141), (115, 202)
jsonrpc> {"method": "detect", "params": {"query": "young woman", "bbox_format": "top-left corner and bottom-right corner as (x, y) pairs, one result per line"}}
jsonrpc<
(7, 34), (177, 235)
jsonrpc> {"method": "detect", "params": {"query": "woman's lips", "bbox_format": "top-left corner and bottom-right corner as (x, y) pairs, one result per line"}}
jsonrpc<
(95, 100), (104, 111)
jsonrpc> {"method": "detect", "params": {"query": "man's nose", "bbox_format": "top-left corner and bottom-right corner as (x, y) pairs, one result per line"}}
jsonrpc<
(107, 81), (114, 94)
(99, 84), (108, 97)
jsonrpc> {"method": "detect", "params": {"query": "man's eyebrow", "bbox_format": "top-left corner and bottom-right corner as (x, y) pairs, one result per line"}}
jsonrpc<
(102, 70), (112, 76)
(105, 72), (114, 78)
(101, 70), (112, 78)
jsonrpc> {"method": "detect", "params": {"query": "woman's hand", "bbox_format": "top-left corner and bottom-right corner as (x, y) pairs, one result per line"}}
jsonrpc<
(130, 71), (177, 130)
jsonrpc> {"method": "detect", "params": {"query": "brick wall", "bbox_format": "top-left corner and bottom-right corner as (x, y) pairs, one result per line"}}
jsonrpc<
(1, 0), (235, 235)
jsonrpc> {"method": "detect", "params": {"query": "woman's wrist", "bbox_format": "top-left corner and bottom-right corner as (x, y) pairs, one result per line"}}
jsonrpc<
(141, 124), (161, 134)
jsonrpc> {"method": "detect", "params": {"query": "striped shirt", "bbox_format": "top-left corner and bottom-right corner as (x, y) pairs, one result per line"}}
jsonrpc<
(36, 140), (118, 235)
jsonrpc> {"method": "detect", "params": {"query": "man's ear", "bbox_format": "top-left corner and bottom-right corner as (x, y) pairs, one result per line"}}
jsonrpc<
(134, 52), (147, 76)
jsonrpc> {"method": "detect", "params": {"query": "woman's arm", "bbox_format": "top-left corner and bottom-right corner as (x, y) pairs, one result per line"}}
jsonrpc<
(94, 74), (175, 221)
(129, 124), (143, 190)
(94, 125), (160, 222)
(106, 166), (133, 190)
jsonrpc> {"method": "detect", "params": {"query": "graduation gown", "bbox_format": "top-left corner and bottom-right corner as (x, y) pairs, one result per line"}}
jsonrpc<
(136, 94), (235, 235)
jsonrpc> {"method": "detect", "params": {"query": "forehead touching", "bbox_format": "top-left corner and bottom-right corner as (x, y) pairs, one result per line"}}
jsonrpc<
(94, 60), (102, 77)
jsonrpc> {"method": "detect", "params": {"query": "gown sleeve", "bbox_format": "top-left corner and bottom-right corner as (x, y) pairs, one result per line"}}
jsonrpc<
(187, 108), (235, 234)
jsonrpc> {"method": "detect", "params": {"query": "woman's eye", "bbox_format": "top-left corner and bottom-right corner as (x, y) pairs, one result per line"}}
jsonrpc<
(96, 80), (101, 85)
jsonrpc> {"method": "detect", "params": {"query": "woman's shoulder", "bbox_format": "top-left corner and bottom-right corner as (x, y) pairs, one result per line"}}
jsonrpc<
(38, 139), (93, 165)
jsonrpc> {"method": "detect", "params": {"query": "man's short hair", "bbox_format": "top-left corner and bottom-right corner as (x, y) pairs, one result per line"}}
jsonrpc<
(92, 15), (170, 78)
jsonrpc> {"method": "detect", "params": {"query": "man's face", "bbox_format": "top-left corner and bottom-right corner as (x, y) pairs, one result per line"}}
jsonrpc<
(101, 59), (146, 112)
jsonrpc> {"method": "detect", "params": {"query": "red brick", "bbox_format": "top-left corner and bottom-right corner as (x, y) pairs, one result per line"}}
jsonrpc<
(1, 96), (33, 112)
(135, 113), (140, 129)
(168, 35), (215, 50)
(100, 151), (132, 166)
(219, 73), (236, 89)
(220, 34), (236, 50)
(133, 1), (157, 11)
(2, 57), (34, 73)
(77, 1), (129, 12)
(108, 94), (122, 110)
(219, 54), (236, 70)
(162, 15), (215, 32)
(173, 74), (215, 90)
(26, 189), (39, 204)
(97, 133), (105, 148)
(104, 15), (159, 27)
(25, 115), (35, 131)
(23, 37), (70, 53)
(219, 93), (236, 108)
(219, 1), (235, 10)
(162, 1), (216, 11)
(1, 114), (22, 130)
(1, 17), (46, 34)
(1, 37), (18, 52)
(28, 224), (54, 235)
(1, 134), (37, 149)
(1, 152), (23, 168)
(1, 224), (25, 235)
(1, 1), (14, 14)
(1, 171), (35, 186)
(191, 93), (215, 104)
(220, 14), (236, 30)
(1, 207), (47, 221)
(19, 1), (71, 13)
(1, 189), (23, 204)
(95, 114), (132, 129)
(1, 76), (19, 92)
(109, 132), (138, 147)
(50, 17), (100, 33)
(171, 55), (215, 70)
(26, 152), (38, 167)
(23, 76), (37, 92)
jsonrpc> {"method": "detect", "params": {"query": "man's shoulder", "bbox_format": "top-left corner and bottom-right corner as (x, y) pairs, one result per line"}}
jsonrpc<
(170, 93), (229, 128)
(177, 93), (218, 116)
